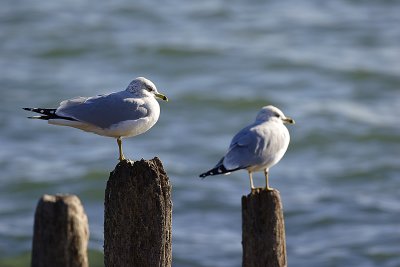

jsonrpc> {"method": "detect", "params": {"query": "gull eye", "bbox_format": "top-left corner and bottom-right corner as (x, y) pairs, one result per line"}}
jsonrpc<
(145, 85), (154, 92)
(274, 112), (280, 118)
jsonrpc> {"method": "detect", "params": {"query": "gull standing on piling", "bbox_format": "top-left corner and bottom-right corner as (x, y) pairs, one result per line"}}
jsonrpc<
(200, 105), (294, 191)
(24, 77), (168, 161)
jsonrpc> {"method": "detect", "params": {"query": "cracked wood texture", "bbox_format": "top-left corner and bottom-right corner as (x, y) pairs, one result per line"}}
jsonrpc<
(31, 194), (89, 267)
(104, 157), (172, 267)
(242, 189), (287, 267)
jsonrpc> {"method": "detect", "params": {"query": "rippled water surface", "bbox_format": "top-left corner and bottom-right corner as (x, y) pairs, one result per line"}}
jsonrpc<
(1, 0), (400, 266)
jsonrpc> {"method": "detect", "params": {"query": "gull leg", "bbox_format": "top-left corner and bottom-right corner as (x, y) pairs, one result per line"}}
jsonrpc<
(248, 171), (255, 192)
(264, 169), (273, 191)
(117, 137), (125, 161)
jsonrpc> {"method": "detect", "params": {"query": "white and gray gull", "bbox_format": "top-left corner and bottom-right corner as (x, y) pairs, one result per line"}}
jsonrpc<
(199, 105), (294, 191)
(24, 77), (168, 161)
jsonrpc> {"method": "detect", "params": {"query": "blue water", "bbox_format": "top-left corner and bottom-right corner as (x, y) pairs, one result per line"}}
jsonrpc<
(1, 0), (400, 266)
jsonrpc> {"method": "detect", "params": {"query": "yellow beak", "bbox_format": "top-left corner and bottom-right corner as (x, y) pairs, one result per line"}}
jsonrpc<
(283, 117), (295, 124)
(155, 92), (168, 102)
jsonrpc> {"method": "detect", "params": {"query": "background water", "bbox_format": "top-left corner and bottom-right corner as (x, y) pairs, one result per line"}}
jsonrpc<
(1, 0), (400, 266)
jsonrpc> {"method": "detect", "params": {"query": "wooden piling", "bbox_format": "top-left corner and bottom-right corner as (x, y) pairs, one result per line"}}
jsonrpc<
(104, 157), (172, 267)
(31, 194), (89, 267)
(242, 189), (287, 267)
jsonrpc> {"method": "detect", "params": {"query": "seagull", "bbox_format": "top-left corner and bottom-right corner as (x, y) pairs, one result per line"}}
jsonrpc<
(24, 77), (168, 161)
(199, 105), (294, 191)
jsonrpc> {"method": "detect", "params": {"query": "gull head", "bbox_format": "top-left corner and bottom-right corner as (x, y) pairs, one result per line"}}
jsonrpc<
(126, 77), (168, 101)
(255, 105), (295, 124)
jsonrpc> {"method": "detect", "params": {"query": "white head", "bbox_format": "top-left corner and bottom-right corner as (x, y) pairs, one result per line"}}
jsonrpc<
(255, 105), (295, 124)
(126, 77), (168, 101)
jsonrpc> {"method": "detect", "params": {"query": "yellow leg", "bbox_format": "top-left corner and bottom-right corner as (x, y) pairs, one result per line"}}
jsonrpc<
(117, 137), (125, 161)
(249, 171), (255, 192)
(264, 169), (273, 191)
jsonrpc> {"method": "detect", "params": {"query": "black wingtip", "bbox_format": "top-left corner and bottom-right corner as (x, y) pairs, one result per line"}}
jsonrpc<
(199, 165), (229, 179)
(200, 163), (245, 180)
(199, 173), (208, 179)
(23, 108), (38, 119)
(22, 107), (72, 121)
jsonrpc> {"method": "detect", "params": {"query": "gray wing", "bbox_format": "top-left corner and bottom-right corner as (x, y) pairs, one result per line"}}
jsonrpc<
(223, 124), (266, 170)
(55, 91), (148, 129)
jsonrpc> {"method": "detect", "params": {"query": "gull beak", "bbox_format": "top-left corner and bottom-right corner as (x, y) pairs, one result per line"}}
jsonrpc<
(283, 116), (295, 124)
(155, 92), (168, 102)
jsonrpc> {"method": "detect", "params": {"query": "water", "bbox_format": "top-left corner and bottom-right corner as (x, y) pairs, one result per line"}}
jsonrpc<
(1, 0), (400, 266)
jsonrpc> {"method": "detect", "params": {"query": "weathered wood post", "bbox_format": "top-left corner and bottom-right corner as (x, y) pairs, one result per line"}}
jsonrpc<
(104, 157), (172, 267)
(242, 189), (287, 267)
(31, 194), (89, 267)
